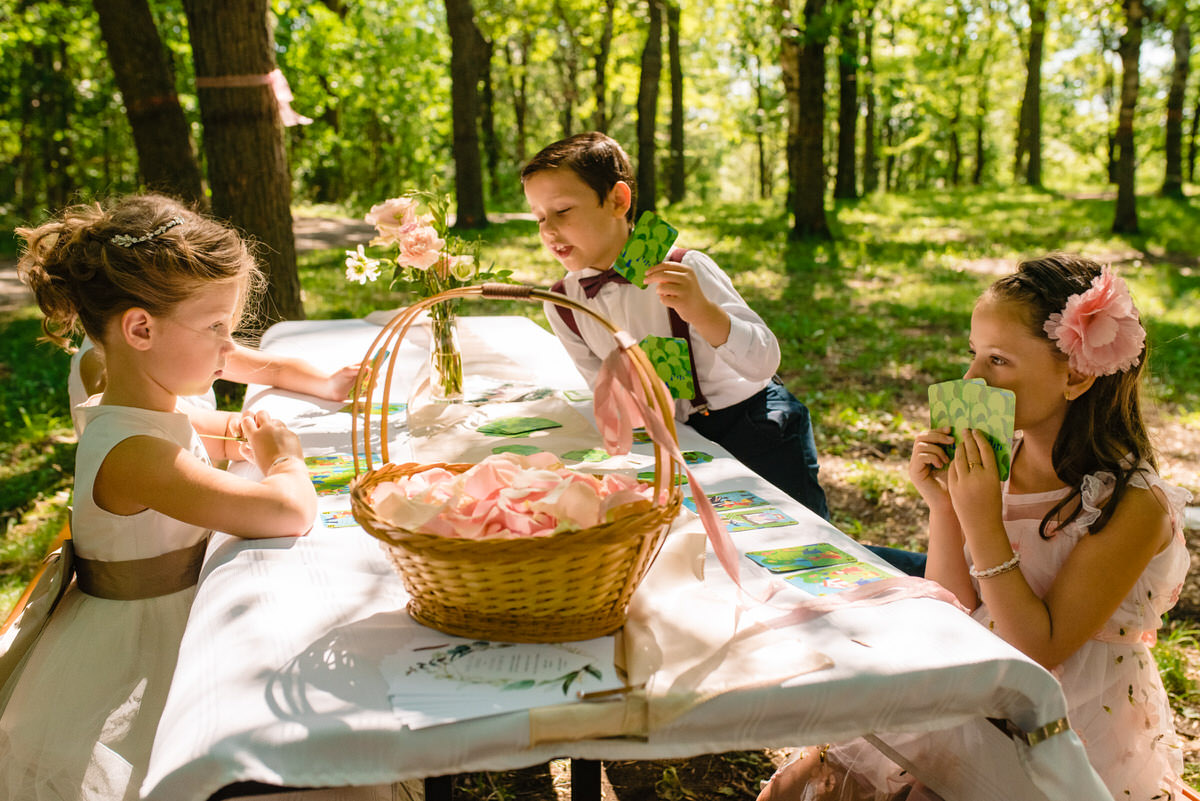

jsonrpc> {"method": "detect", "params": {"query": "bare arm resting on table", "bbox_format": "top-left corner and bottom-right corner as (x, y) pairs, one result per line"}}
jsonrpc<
(80, 342), (360, 402)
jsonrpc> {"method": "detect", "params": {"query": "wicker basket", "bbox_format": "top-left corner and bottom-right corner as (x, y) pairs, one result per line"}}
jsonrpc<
(348, 284), (684, 643)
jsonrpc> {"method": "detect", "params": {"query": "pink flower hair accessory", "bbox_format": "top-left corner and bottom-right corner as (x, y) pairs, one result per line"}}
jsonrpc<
(1042, 267), (1145, 377)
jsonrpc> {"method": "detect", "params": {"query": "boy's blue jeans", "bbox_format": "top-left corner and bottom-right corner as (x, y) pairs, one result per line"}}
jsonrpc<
(687, 379), (829, 520)
(686, 379), (928, 578)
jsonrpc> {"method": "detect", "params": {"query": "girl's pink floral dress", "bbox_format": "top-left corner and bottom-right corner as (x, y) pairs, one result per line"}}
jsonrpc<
(968, 462), (1192, 799)
(770, 460), (1194, 801)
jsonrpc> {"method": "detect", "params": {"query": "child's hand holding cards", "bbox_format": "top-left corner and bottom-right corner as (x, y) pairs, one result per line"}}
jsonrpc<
(614, 210), (678, 289)
(928, 378), (1016, 480)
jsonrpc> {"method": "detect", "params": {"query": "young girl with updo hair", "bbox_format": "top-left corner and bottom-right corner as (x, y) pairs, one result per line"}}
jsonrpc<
(0, 193), (319, 800)
(41, 196), (362, 435)
(759, 254), (1195, 801)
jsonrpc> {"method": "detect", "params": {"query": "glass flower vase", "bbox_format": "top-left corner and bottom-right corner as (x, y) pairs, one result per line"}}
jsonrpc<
(428, 308), (464, 403)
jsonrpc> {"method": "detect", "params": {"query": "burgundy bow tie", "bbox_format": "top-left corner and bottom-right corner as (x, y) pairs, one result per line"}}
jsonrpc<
(577, 268), (631, 299)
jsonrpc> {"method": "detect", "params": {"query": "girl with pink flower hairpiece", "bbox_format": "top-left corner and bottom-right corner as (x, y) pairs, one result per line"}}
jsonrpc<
(759, 254), (1195, 801)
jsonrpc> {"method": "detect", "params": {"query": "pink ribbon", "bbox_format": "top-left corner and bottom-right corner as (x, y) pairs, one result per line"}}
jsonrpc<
(593, 337), (745, 589)
(593, 337), (967, 620)
(195, 68), (313, 127)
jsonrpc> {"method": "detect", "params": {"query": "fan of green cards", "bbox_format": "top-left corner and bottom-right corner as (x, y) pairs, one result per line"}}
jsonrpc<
(928, 378), (1016, 480)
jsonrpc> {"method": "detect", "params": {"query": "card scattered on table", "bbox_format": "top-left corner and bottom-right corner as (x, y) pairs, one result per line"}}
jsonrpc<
(614, 210), (679, 288)
(684, 489), (770, 513)
(338, 401), (407, 416)
(721, 508), (799, 533)
(320, 509), (360, 529)
(463, 377), (555, 405)
(476, 416), (563, 437)
(304, 454), (358, 496)
(637, 470), (688, 486)
(785, 562), (893, 596)
(492, 444), (544, 456)
(746, 543), (856, 573)
(561, 448), (612, 463)
(928, 378), (1016, 480)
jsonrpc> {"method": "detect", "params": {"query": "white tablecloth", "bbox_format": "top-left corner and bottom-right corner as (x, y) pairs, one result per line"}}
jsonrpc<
(142, 313), (1110, 801)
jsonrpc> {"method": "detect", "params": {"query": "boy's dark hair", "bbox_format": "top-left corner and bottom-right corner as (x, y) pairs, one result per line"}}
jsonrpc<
(520, 132), (637, 224)
(987, 253), (1154, 538)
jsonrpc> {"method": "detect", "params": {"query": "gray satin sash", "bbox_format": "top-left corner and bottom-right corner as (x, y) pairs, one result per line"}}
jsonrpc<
(74, 538), (208, 600)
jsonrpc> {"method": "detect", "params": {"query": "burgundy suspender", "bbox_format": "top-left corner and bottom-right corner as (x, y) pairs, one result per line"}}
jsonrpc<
(551, 248), (708, 413)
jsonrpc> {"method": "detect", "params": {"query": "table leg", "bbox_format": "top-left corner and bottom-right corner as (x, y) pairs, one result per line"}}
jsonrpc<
(571, 758), (601, 801)
(424, 774), (454, 801)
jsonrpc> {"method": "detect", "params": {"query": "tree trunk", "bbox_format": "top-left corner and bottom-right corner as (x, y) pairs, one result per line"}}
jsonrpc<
(666, 1), (685, 204)
(183, 0), (304, 328)
(444, 0), (489, 228)
(861, 2), (878, 195)
(593, 0), (615, 132)
(792, 0), (831, 238)
(553, 2), (581, 137)
(973, 77), (988, 185)
(505, 35), (530, 165)
(972, 31), (995, 186)
(884, 114), (895, 191)
(775, 0), (802, 214)
(754, 60), (771, 199)
(1189, 92), (1199, 183)
(1161, 14), (1189, 198)
(1013, 0), (1046, 186)
(94, 0), (205, 207)
(833, 3), (858, 200)
(1113, 0), (1143, 234)
(636, 0), (664, 216)
(479, 37), (500, 202)
(1099, 22), (1119, 184)
(948, 12), (968, 187)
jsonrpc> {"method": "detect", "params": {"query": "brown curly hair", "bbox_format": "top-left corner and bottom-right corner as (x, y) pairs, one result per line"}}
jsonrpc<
(16, 193), (263, 350)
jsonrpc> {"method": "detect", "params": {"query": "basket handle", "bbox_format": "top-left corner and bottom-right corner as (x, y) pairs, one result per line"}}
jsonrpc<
(349, 284), (683, 496)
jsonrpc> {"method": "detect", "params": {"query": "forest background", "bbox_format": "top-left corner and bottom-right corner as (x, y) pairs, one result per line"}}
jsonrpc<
(2, 0), (1200, 796)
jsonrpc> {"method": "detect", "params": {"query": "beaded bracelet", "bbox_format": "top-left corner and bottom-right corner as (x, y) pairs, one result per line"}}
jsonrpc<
(969, 552), (1021, 579)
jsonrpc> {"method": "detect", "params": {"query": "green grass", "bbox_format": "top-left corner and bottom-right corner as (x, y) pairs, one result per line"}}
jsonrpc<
(0, 310), (75, 612)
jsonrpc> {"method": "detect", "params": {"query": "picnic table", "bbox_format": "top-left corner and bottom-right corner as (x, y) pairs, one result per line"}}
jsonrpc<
(141, 311), (1110, 801)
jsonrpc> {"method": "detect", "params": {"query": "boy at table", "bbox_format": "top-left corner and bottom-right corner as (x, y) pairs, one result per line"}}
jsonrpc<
(521, 131), (829, 520)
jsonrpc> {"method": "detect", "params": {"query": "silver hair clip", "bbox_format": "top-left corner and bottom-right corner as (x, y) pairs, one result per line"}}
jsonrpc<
(110, 216), (185, 248)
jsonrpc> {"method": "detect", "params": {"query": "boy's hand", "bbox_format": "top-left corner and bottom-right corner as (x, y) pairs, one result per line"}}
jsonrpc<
(645, 260), (731, 347)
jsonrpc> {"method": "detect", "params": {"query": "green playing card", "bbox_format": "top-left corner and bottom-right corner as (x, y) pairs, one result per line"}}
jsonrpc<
(639, 335), (695, 400)
(614, 210), (679, 288)
(491, 444), (544, 456)
(928, 378), (1016, 480)
(475, 416), (562, 437)
(561, 448), (612, 462)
